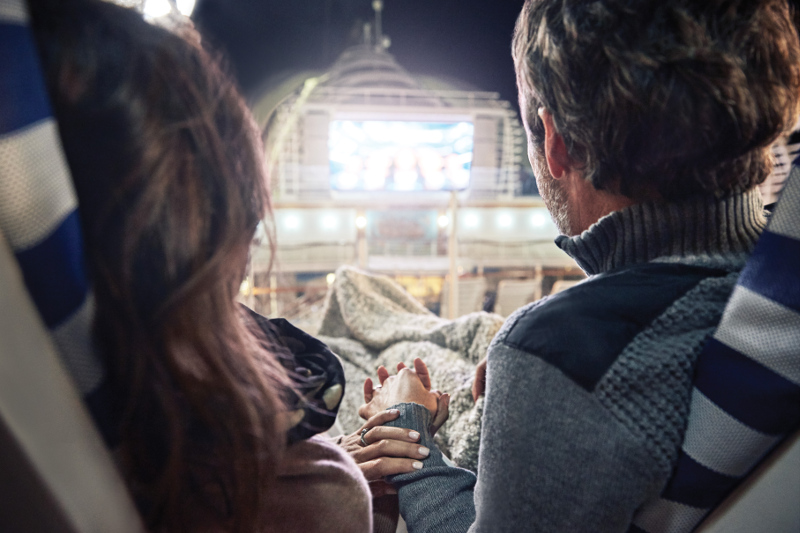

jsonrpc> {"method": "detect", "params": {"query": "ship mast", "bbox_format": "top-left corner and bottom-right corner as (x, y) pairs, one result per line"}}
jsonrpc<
(372, 0), (391, 50)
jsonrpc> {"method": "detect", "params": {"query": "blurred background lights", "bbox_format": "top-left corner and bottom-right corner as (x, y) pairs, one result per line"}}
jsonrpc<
(283, 215), (300, 230)
(497, 213), (514, 228)
(530, 212), (547, 227)
(143, 0), (196, 20)
(239, 278), (250, 297)
(355, 215), (367, 229)
(464, 213), (480, 228)
(143, 0), (171, 19)
(176, 0), (196, 16)
(326, 273), (336, 285)
(322, 215), (339, 230)
(438, 215), (450, 228)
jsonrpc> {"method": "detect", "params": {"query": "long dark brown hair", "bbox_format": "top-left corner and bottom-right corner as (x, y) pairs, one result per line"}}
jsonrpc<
(29, 1), (291, 530)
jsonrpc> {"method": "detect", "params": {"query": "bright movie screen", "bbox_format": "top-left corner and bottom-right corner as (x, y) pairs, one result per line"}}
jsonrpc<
(329, 120), (474, 192)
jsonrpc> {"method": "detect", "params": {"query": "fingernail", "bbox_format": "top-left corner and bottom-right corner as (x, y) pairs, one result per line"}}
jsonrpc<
(412, 461), (424, 470)
(409, 431), (420, 440)
(419, 447), (430, 457)
(387, 409), (400, 414)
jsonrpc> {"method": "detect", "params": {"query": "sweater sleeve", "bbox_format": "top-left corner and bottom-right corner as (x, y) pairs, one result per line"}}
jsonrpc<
(470, 343), (661, 532)
(263, 435), (373, 533)
(384, 403), (477, 533)
(384, 341), (663, 533)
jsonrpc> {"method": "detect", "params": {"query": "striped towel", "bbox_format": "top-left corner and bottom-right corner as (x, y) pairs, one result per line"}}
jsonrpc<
(631, 164), (800, 532)
(0, 0), (116, 445)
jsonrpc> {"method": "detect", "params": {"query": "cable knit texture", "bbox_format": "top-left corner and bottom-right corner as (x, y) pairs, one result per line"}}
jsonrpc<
(387, 190), (767, 533)
(541, 191), (763, 524)
(595, 274), (740, 477)
(562, 190), (766, 477)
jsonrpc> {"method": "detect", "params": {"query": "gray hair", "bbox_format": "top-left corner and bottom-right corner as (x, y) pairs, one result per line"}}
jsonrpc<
(513, 0), (800, 201)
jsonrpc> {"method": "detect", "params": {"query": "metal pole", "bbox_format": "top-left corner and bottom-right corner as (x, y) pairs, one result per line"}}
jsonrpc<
(448, 190), (459, 319)
(372, 0), (383, 47)
(533, 264), (543, 301)
(270, 273), (278, 317)
(357, 210), (368, 269)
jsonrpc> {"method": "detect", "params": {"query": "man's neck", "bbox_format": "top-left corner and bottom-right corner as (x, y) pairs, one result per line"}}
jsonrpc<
(564, 169), (638, 236)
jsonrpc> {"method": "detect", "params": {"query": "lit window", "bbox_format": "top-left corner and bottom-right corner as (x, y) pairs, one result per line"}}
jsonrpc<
(497, 213), (513, 228)
(530, 212), (547, 227)
(284, 215), (300, 230)
(322, 215), (338, 230)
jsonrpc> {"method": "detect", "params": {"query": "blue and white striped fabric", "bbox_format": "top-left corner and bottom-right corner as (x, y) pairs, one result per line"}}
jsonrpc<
(631, 164), (800, 532)
(0, 0), (114, 443)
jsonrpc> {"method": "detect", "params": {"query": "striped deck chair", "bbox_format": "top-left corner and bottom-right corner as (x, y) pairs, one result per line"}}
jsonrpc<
(631, 164), (800, 532)
(0, 0), (142, 530)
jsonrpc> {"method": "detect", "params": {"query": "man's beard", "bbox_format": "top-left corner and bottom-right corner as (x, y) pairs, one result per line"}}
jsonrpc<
(532, 147), (573, 235)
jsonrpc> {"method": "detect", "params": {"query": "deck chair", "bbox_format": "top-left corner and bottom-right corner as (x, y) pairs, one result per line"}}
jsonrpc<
(440, 276), (488, 318)
(631, 166), (800, 532)
(494, 279), (540, 317)
(0, 2), (144, 530)
(698, 429), (800, 532)
(0, 230), (144, 533)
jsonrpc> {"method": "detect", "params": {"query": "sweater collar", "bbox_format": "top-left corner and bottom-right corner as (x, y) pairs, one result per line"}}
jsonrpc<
(555, 189), (766, 276)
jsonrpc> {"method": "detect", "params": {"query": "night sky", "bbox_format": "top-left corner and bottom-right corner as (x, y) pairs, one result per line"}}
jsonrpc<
(194, 0), (527, 110)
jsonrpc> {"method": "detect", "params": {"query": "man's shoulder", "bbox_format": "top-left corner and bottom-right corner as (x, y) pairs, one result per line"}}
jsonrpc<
(498, 262), (727, 390)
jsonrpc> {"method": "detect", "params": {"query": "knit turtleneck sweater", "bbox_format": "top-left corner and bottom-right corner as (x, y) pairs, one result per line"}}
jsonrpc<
(555, 189), (766, 275)
(384, 189), (769, 533)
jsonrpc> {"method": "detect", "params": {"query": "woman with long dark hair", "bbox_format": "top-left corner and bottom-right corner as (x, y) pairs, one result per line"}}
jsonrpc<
(27, 0), (371, 530)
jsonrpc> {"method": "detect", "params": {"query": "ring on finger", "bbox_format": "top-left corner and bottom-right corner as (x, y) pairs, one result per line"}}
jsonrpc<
(360, 427), (371, 447)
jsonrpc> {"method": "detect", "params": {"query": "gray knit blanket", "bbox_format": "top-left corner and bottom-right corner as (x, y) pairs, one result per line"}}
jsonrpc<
(317, 266), (504, 472)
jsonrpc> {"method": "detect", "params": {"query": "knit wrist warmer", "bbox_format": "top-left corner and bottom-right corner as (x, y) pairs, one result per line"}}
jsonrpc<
(383, 403), (450, 470)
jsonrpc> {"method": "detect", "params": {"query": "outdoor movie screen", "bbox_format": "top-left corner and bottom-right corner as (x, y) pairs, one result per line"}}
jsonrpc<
(329, 120), (474, 192)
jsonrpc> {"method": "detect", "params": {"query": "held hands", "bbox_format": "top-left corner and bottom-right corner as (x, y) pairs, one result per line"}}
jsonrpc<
(359, 358), (448, 426)
(338, 410), (430, 497)
(339, 357), (449, 499)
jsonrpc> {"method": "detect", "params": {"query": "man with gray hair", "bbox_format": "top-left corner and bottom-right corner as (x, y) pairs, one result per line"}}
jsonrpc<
(358, 0), (800, 531)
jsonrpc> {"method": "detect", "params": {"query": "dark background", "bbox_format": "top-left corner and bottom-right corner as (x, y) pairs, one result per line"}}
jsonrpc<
(194, 0), (526, 109)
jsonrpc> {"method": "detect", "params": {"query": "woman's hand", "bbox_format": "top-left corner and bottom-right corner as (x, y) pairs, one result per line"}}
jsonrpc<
(337, 410), (430, 497)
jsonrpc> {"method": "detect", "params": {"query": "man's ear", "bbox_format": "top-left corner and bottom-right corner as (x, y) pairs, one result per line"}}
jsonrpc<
(539, 108), (571, 179)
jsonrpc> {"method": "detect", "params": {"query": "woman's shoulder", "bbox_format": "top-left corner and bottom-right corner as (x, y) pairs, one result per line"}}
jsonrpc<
(264, 435), (373, 533)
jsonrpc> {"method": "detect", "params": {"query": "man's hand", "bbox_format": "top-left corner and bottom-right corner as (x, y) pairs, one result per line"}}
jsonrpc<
(394, 359), (450, 434)
(472, 356), (488, 403)
(359, 358), (441, 421)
